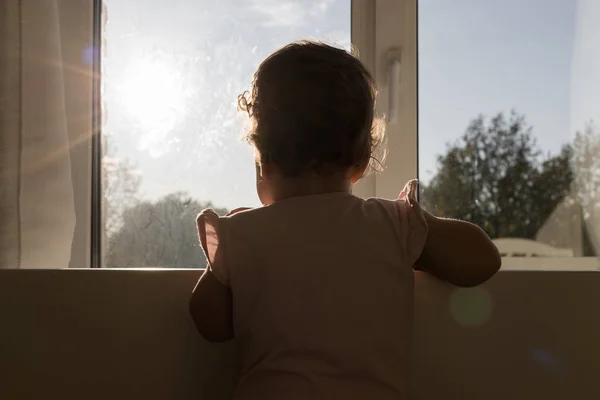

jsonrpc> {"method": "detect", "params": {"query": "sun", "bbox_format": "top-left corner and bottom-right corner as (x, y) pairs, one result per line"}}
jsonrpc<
(119, 57), (186, 143)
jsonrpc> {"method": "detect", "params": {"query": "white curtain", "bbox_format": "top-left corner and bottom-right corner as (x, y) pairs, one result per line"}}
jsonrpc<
(0, 0), (94, 269)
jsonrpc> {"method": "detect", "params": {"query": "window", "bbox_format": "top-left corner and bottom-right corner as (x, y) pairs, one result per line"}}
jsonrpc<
(418, 0), (600, 270)
(101, 0), (352, 268)
(5, 0), (597, 271)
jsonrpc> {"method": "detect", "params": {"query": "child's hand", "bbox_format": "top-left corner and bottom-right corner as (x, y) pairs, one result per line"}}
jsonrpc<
(398, 179), (418, 202)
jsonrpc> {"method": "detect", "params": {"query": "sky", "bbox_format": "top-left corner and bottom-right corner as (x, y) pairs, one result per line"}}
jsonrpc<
(419, 0), (576, 179)
(103, 0), (584, 210)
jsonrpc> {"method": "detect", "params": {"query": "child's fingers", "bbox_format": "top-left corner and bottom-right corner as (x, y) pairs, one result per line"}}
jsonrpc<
(398, 179), (418, 201)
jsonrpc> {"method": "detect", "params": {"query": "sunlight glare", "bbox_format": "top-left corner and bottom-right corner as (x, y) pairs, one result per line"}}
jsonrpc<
(119, 57), (187, 155)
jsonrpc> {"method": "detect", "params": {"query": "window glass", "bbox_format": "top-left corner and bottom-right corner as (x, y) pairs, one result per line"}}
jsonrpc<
(102, 0), (350, 268)
(419, 0), (600, 269)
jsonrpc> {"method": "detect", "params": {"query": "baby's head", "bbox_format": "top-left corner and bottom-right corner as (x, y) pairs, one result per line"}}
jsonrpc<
(239, 40), (384, 204)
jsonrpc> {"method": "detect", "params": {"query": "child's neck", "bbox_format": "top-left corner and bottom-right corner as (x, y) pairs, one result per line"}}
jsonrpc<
(271, 174), (352, 203)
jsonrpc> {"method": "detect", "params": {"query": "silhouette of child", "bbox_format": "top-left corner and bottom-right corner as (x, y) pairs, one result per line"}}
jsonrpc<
(190, 41), (501, 400)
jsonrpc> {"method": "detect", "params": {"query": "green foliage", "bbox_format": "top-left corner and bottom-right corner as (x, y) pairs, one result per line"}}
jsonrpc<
(106, 112), (600, 262)
(571, 122), (600, 254)
(103, 137), (143, 237)
(421, 111), (573, 239)
(106, 192), (228, 268)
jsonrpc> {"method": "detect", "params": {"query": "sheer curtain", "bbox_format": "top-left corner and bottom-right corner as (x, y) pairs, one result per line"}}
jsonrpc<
(0, 0), (95, 269)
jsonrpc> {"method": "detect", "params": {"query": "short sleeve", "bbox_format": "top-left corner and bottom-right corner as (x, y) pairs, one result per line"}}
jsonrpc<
(396, 179), (429, 266)
(196, 209), (229, 286)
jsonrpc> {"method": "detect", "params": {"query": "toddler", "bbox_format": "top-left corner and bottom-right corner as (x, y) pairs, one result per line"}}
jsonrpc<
(190, 41), (501, 400)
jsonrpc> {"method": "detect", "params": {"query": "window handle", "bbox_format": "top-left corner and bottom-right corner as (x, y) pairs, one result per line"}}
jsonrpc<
(387, 48), (402, 124)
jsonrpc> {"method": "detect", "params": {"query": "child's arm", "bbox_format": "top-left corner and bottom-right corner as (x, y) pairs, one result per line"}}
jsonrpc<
(189, 269), (233, 342)
(415, 210), (501, 287)
(189, 208), (249, 343)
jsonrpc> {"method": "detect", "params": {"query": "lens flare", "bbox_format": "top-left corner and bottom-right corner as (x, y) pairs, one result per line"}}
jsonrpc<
(450, 287), (493, 328)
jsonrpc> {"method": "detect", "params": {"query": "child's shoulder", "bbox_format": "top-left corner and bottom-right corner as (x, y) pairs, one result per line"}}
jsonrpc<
(205, 205), (272, 229)
(197, 206), (265, 221)
(212, 180), (422, 225)
(224, 205), (269, 220)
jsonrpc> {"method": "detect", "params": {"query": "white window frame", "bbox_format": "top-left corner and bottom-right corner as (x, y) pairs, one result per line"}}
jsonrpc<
(69, 0), (593, 271)
(352, 1), (599, 271)
(352, 0), (418, 200)
(87, 0), (417, 267)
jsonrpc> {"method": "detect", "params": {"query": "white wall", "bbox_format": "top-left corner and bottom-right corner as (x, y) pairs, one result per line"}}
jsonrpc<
(0, 269), (598, 399)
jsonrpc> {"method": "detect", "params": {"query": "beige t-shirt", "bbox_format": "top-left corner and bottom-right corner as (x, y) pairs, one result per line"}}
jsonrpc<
(198, 180), (428, 400)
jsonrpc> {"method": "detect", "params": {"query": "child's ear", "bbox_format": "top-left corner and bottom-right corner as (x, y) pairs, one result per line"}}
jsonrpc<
(261, 162), (275, 180)
(255, 161), (269, 179)
(255, 162), (262, 179)
(351, 160), (370, 184)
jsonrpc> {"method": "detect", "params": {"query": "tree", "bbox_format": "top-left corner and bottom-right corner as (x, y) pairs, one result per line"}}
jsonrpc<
(103, 136), (142, 238)
(530, 144), (574, 233)
(106, 192), (228, 268)
(421, 111), (573, 240)
(571, 121), (600, 254)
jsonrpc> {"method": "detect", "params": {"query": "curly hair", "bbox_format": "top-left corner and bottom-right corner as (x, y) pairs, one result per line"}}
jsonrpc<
(238, 40), (385, 177)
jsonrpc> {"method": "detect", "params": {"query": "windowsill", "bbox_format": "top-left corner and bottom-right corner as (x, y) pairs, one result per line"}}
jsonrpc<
(500, 257), (600, 271)
(2, 264), (599, 272)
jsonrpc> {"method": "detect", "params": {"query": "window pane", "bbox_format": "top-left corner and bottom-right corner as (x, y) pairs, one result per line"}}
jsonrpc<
(102, 0), (350, 268)
(419, 0), (600, 269)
